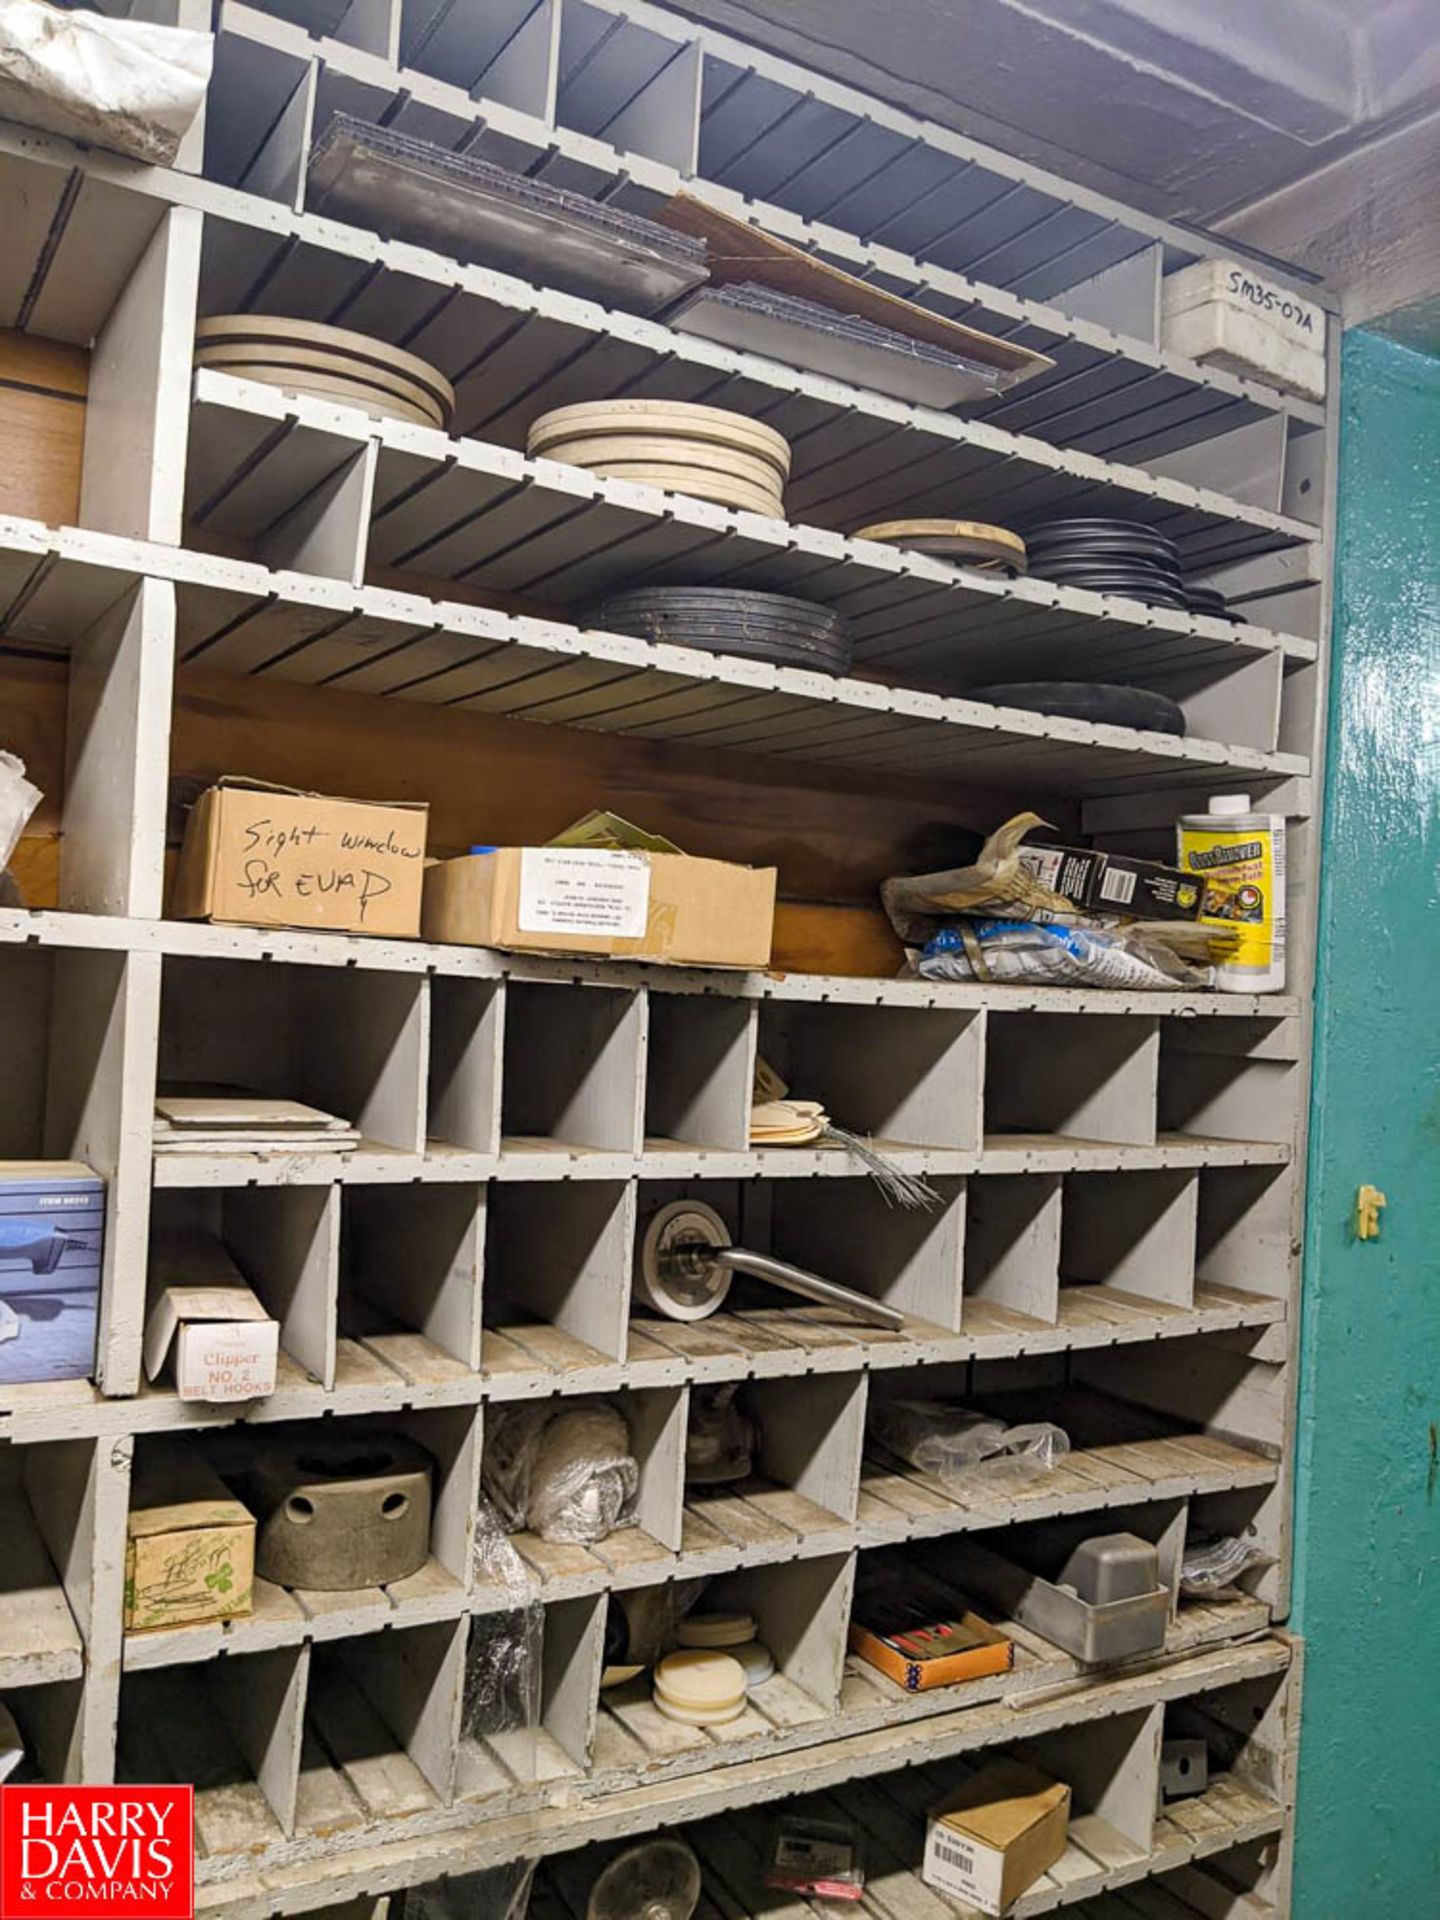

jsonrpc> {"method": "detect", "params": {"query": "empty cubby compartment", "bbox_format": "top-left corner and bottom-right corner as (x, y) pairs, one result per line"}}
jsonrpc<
(118, 1646), (309, 1848)
(148, 1185), (341, 1389)
(428, 975), (504, 1155)
(766, 1176), (967, 1331)
(645, 992), (753, 1153)
(1061, 1169), (1199, 1308)
(200, 1401), (480, 1601)
(1072, 1332), (1287, 1466)
(1158, 1016), (1299, 1144)
(683, 1371), (865, 1549)
(300, 1619), (467, 1830)
(184, 389), (375, 585)
(556, 0), (699, 171)
(986, 1013), (1158, 1145)
(964, 1173), (1063, 1325)
(458, 1592), (604, 1798)
(0, 1441), (96, 1692)
(340, 1182), (485, 1376)
(484, 1385), (685, 1560)
(0, 1677), (85, 1784)
(1195, 1162), (1296, 1303)
(501, 981), (644, 1155)
(486, 1181), (634, 1366)
(157, 957), (428, 1154)
(756, 999), (982, 1152)
(0, 940), (139, 1169)
(400, 0), (557, 114)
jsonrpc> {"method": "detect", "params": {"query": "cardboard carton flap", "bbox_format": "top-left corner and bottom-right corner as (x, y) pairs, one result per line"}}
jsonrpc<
(143, 1276), (273, 1382)
(127, 1456), (253, 1537)
(935, 1761), (1069, 1847)
(208, 776), (426, 814)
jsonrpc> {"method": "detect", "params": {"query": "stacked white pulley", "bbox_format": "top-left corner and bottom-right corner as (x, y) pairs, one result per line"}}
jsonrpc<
(527, 400), (790, 515)
(195, 316), (455, 429)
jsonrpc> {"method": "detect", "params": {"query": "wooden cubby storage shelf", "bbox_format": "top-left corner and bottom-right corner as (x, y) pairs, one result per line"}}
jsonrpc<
(206, 0), (1328, 452)
(0, 510), (1314, 797)
(0, 0), (1327, 1904)
(1, 119), (1321, 568)
(172, 1637), (1295, 1916)
(185, 368), (1315, 756)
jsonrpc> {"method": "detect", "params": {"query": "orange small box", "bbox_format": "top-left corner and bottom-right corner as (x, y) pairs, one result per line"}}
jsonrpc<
(848, 1611), (1014, 1692)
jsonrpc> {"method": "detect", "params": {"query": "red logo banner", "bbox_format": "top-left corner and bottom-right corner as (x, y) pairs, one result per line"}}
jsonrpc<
(0, 1786), (194, 1918)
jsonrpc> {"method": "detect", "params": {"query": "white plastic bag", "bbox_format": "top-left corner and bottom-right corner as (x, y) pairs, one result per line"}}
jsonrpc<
(0, 0), (211, 165)
(0, 752), (40, 883)
(870, 1397), (1070, 1492)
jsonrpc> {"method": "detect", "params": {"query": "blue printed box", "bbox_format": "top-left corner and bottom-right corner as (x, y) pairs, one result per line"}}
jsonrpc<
(0, 1162), (104, 1385)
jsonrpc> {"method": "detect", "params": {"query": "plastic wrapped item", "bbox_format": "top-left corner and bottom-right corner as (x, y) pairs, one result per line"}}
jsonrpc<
(685, 1383), (757, 1486)
(0, 1), (211, 165)
(1180, 1532), (1274, 1596)
(483, 1401), (639, 1544)
(765, 1813), (865, 1901)
(401, 1860), (536, 1920)
(870, 1398), (1069, 1493)
(462, 1498), (543, 1783)
(916, 920), (1215, 991)
(0, 752), (41, 907)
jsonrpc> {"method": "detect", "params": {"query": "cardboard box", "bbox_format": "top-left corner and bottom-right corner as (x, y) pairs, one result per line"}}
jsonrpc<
(422, 845), (776, 968)
(143, 1231), (279, 1402)
(0, 1162), (103, 1386)
(924, 1761), (1070, 1914)
(848, 1610), (1014, 1692)
(1017, 844), (1202, 922)
(125, 1457), (255, 1633)
(172, 778), (428, 936)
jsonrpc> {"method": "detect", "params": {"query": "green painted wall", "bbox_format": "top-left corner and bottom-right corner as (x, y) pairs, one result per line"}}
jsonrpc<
(1292, 328), (1440, 1915)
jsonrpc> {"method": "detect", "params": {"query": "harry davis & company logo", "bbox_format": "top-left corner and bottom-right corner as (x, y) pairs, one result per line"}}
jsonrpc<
(0, 1785), (194, 1916)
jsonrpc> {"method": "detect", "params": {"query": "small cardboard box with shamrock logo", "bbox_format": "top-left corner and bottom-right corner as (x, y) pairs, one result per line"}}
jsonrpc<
(124, 1455), (255, 1632)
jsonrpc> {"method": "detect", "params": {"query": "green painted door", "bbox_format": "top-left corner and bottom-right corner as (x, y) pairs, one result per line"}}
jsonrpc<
(1293, 327), (1440, 1914)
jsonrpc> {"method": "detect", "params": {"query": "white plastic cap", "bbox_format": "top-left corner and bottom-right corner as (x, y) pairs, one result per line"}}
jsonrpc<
(1208, 794), (1253, 816)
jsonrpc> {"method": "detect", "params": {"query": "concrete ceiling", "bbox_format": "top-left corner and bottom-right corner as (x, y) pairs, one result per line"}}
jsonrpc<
(673, 0), (1440, 227)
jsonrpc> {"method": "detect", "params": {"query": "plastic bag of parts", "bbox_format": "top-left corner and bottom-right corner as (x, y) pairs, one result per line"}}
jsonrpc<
(483, 1401), (639, 1544)
(882, 811), (1070, 942)
(399, 1860), (537, 1920)
(915, 920), (1215, 992)
(870, 1398), (1070, 1493)
(0, 0), (211, 165)
(462, 1498), (543, 1782)
(1180, 1532), (1274, 1596)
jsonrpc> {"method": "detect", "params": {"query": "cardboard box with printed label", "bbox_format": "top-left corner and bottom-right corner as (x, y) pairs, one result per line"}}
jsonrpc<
(171, 778), (428, 937)
(0, 1162), (103, 1385)
(125, 1457), (256, 1633)
(143, 1231), (279, 1403)
(423, 844), (776, 968)
(1017, 845), (1203, 922)
(923, 1761), (1070, 1914)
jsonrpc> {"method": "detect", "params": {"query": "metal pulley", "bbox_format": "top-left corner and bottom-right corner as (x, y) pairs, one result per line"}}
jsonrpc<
(635, 1200), (904, 1331)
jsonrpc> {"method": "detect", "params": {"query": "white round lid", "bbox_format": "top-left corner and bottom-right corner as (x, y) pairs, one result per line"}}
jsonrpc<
(1208, 794), (1254, 815)
(676, 1611), (758, 1650)
(653, 1649), (747, 1709)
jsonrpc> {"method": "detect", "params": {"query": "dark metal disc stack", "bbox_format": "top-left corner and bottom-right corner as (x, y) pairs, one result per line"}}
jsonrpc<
(1184, 583), (1240, 623)
(586, 588), (854, 676)
(1022, 518), (1187, 609)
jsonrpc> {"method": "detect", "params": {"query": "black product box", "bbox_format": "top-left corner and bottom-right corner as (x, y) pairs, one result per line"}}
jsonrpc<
(1017, 845), (1203, 921)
